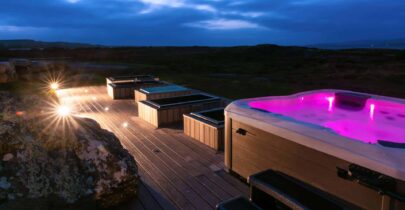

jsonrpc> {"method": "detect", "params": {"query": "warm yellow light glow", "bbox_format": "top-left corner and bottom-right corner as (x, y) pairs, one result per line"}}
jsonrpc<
(57, 105), (71, 117)
(122, 122), (128, 128)
(50, 82), (59, 90)
(104, 107), (110, 111)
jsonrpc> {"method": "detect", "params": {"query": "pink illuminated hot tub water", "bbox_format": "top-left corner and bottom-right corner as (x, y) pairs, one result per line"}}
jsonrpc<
(248, 91), (405, 144)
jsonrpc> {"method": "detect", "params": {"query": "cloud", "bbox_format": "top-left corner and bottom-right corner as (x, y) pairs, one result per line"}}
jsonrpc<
(228, 1), (248, 6)
(1, 0), (405, 46)
(139, 0), (184, 8)
(0, 25), (46, 33)
(66, 0), (80, 3)
(138, 0), (217, 14)
(222, 11), (265, 18)
(185, 18), (266, 30)
(137, 0), (264, 16)
(289, 0), (344, 5)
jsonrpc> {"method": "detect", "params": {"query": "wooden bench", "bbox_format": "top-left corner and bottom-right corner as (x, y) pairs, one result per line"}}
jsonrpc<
(248, 169), (348, 210)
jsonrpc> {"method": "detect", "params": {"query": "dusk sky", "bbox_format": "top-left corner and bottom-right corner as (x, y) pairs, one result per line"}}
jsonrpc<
(0, 0), (404, 46)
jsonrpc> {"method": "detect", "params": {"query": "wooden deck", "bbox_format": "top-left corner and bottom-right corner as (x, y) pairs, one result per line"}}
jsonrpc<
(58, 86), (248, 210)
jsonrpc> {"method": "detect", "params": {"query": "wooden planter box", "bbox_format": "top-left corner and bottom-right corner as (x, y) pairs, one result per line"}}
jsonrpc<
(135, 85), (194, 103)
(107, 81), (168, 100)
(106, 75), (159, 85)
(183, 108), (224, 150)
(138, 94), (222, 128)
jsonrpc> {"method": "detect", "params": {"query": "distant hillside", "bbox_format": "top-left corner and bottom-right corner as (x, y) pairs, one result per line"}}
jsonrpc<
(0, 39), (101, 50)
(309, 39), (405, 50)
(1, 43), (405, 99)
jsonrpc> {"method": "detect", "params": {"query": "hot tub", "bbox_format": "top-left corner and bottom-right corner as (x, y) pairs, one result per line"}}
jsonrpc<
(184, 108), (225, 150)
(134, 85), (194, 103)
(138, 94), (221, 127)
(224, 90), (405, 210)
(107, 80), (168, 99)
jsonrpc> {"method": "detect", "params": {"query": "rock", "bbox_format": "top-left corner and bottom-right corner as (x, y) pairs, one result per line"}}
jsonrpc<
(2, 154), (13, 162)
(0, 62), (17, 83)
(9, 59), (31, 77)
(72, 74), (95, 82)
(9, 59), (31, 67)
(0, 92), (139, 210)
(10, 59), (68, 81)
(0, 177), (11, 190)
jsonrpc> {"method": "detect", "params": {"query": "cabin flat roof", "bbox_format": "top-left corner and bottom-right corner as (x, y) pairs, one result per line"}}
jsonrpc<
(140, 85), (189, 94)
(57, 86), (248, 210)
(108, 75), (155, 81)
(143, 93), (220, 109)
(109, 80), (165, 88)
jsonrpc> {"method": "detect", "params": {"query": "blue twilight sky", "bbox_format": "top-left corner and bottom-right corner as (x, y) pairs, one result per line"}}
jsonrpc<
(0, 0), (404, 46)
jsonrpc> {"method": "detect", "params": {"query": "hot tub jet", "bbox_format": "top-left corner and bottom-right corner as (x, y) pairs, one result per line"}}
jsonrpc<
(370, 103), (375, 120)
(327, 96), (335, 112)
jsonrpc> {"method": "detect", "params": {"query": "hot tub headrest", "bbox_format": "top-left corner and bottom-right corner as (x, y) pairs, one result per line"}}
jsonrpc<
(378, 140), (405, 149)
(335, 92), (371, 111)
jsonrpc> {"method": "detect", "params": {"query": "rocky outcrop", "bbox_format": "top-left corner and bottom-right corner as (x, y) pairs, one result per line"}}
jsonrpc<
(0, 62), (17, 83)
(0, 92), (138, 210)
(10, 60), (68, 81)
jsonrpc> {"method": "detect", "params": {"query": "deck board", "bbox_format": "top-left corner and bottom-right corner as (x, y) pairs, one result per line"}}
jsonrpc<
(58, 86), (248, 210)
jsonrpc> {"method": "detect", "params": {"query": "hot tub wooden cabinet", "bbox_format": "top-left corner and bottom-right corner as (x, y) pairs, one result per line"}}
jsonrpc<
(183, 108), (225, 150)
(224, 90), (405, 210)
(138, 94), (221, 128)
(106, 75), (158, 85)
(107, 80), (167, 99)
(135, 85), (194, 103)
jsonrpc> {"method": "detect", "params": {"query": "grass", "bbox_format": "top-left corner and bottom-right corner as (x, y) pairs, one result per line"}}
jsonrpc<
(157, 73), (294, 99)
(1, 45), (405, 99)
(0, 81), (43, 95)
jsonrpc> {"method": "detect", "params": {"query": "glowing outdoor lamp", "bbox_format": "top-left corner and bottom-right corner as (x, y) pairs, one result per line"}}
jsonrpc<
(57, 105), (71, 117)
(50, 82), (60, 90)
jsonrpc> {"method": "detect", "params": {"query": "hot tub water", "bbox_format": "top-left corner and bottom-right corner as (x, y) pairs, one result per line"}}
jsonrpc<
(248, 91), (405, 144)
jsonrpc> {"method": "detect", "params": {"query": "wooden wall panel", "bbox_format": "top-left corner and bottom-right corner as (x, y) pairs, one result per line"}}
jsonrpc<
(138, 102), (158, 127)
(107, 86), (135, 99)
(139, 100), (221, 128)
(135, 89), (194, 103)
(183, 114), (224, 150)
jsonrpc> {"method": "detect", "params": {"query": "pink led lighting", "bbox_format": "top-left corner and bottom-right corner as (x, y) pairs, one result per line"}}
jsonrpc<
(326, 96), (335, 112)
(248, 91), (405, 144)
(370, 103), (375, 120)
